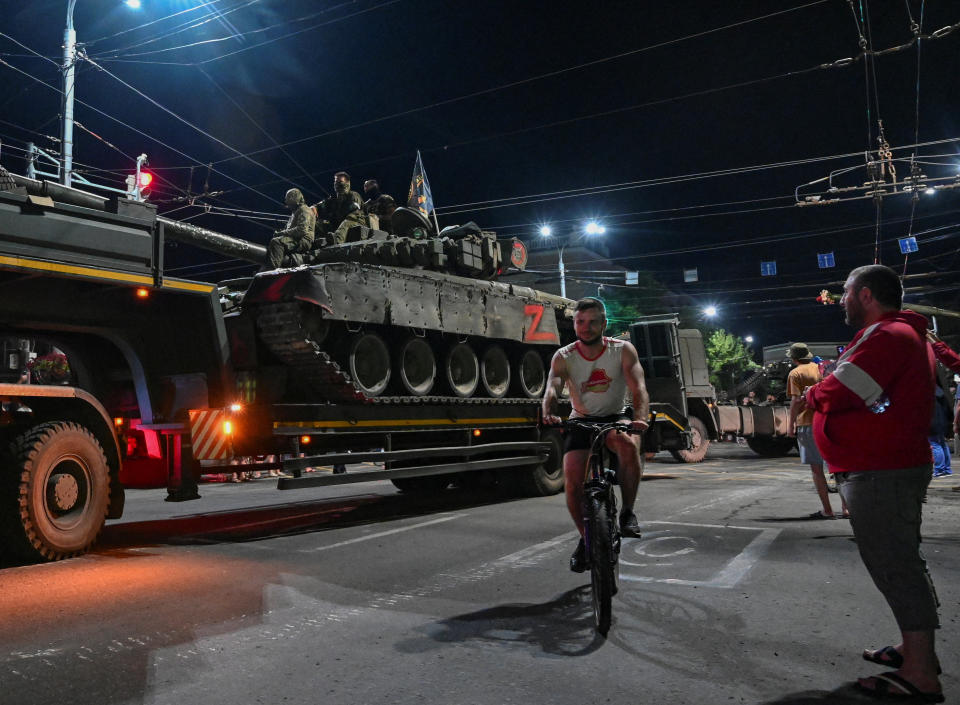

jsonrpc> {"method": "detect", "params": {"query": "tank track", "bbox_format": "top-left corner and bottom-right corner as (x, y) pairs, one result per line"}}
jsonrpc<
(253, 302), (540, 406)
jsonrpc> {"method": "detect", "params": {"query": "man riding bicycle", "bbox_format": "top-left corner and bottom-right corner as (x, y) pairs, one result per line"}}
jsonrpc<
(542, 297), (650, 573)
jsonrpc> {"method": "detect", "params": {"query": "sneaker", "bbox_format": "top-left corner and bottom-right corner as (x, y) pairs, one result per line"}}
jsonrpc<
(620, 511), (642, 538)
(569, 538), (588, 573)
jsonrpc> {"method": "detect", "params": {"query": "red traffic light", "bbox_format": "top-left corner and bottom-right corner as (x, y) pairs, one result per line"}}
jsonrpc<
(138, 172), (153, 189)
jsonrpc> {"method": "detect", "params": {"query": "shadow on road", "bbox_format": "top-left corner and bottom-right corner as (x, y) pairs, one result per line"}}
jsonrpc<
(395, 585), (606, 656)
(88, 486), (528, 554)
(757, 683), (883, 704)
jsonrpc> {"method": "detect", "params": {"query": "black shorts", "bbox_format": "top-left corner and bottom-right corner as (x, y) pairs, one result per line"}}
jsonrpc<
(562, 412), (631, 454)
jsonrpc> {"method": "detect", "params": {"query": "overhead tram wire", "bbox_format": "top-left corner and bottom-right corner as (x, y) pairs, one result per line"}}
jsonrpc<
(90, 1), (259, 59)
(196, 66), (327, 198)
(200, 13), (960, 174)
(79, 55), (312, 211)
(85, 0), (231, 47)
(188, 0), (832, 165)
(0, 55), (278, 231)
(902, 0), (927, 278)
(92, 0), (403, 65)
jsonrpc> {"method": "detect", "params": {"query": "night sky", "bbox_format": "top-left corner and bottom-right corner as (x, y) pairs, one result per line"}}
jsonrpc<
(1, 0), (958, 347)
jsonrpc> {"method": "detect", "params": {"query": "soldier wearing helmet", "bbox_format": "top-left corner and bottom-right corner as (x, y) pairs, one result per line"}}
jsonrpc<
(264, 187), (315, 270)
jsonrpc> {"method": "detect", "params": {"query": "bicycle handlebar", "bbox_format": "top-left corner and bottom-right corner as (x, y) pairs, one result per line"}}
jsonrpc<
(551, 418), (645, 436)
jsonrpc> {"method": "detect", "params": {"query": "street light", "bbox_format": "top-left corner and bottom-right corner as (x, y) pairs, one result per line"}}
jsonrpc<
(703, 305), (718, 318)
(744, 335), (754, 343)
(538, 221), (606, 298)
(61, 0), (141, 187)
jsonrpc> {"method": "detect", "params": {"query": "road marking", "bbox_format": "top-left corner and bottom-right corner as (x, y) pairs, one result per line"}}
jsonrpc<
(620, 520), (780, 588)
(299, 513), (466, 552)
(668, 486), (768, 518)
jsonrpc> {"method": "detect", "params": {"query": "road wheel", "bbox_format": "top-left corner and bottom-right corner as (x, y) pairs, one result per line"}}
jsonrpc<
(395, 336), (436, 396)
(0, 422), (110, 562)
(443, 342), (479, 398)
(479, 345), (510, 398)
(670, 416), (709, 463)
(512, 349), (546, 398)
(746, 436), (797, 457)
(344, 332), (391, 397)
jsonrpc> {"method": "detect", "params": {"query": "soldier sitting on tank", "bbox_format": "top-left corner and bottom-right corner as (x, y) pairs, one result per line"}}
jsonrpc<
(314, 171), (365, 245)
(362, 179), (396, 233)
(264, 188), (315, 270)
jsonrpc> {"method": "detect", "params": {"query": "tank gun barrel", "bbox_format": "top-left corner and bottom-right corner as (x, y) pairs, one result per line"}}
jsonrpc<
(158, 217), (267, 264)
(11, 174), (267, 264)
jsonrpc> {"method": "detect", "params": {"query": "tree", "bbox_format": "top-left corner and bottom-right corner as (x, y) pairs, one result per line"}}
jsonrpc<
(704, 328), (758, 394)
(597, 272), (669, 336)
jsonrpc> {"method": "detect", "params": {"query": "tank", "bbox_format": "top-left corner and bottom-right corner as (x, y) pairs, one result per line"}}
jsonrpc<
(226, 207), (573, 404)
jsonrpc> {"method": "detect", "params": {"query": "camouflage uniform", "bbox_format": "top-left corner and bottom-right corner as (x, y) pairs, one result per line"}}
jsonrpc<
(316, 191), (364, 244)
(266, 188), (315, 269)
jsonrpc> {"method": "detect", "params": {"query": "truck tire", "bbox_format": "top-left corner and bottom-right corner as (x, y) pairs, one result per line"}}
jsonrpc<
(505, 429), (564, 496)
(0, 422), (110, 562)
(670, 416), (709, 463)
(746, 436), (796, 457)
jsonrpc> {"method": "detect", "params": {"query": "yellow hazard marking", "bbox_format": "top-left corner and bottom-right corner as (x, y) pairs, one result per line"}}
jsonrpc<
(276, 417), (533, 429)
(0, 254), (214, 293)
(654, 412), (687, 431)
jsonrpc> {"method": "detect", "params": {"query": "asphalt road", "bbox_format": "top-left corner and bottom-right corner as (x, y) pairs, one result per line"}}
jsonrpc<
(1, 444), (957, 705)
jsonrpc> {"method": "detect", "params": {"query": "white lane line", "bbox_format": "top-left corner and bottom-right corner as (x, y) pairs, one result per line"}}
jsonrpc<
(299, 513), (465, 553)
(668, 486), (767, 518)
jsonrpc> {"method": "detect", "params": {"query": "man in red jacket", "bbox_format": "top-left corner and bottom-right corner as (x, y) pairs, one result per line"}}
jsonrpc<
(804, 264), (942, 702)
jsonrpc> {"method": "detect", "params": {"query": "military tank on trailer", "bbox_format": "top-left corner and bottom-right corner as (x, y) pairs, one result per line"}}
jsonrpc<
(170, 205), (574, 405)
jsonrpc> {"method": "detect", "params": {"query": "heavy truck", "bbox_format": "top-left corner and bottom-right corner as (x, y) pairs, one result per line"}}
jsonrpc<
(628, 314), (805, 462)
(0, 174), (699, 563)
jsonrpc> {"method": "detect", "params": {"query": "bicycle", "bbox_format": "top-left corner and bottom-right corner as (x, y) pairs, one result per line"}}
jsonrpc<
(561, 418), (643, 636)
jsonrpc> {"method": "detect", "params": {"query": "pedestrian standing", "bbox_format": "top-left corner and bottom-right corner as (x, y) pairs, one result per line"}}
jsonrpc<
(804, 264), (942, 701)
(786, 342), (847, 519)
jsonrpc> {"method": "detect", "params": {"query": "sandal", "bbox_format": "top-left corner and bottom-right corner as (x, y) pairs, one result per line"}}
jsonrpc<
(808, 510), (836, 520)
(855, 673), (943, 703)
(863, 646), (942, 674)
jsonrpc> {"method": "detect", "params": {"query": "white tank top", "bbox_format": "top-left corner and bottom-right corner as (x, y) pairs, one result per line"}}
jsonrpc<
(558, 337), (628, 418)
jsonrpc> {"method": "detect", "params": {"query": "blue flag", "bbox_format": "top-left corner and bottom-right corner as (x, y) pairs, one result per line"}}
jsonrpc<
(407, 150), (434, 218)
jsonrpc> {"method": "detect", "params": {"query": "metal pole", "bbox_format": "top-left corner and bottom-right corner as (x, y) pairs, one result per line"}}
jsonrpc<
(558, 244), (566, 299)
(60, 0), (78, 187)
(26, 142), (36, 180)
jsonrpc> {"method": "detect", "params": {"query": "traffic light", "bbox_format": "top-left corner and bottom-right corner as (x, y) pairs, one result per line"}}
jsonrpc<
(125, 170), (153, 200)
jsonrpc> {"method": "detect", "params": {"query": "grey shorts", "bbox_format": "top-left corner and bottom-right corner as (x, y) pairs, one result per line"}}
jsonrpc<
(796, 425), (823, 466)
(836, 465), (939, 632)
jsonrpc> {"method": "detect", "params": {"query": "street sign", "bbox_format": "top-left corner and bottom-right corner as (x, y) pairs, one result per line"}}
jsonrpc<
(625, 271), (639, 285)
(898, 237), (919, 254)
(817, 252), (835, 269)
(683, 268), (698, 282)
(760, 261), (777, 276)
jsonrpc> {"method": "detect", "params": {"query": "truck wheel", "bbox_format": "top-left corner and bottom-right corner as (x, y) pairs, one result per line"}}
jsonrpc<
(506, 429), (564, 496)
(0, 422), (110, 562)
(746, 436), (796, 457)
(670, 417), (709, 463)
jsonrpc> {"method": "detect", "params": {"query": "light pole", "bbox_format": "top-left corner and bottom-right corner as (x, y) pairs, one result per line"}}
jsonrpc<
(61, 0), (79, 187)
(60, 0), (141, 187)
(539, 222), (605, 299)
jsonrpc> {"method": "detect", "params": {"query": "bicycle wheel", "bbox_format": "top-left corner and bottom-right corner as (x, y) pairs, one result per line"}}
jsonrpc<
(586, 490), (617, 636)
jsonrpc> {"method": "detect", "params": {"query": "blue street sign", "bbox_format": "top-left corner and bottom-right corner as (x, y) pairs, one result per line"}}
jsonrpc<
(760, 261), (777, 276)
(817, 252), (835, 269)
(898, 237), (918, 254)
